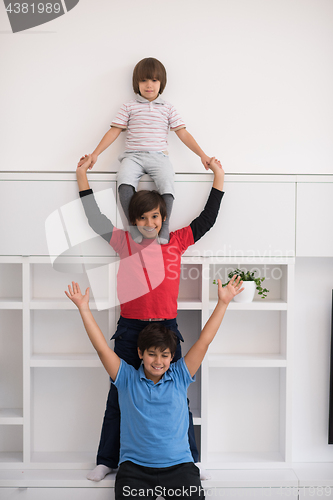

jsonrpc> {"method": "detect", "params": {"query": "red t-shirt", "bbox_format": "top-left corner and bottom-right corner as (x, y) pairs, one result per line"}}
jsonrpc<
(110, 226), (194, 319)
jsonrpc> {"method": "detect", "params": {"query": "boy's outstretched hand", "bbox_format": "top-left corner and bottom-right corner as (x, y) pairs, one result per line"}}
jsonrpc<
(209, 157), (223, 172)
(76, 154), (94, 172)
(65, 282), (90, 310)
(201, 153), (211, 170)
(216, 276), (244, 305)
(77, 153), (97, 169)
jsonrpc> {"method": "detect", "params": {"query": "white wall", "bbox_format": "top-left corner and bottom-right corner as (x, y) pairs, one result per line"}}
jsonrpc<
(1, 0), (333, 174)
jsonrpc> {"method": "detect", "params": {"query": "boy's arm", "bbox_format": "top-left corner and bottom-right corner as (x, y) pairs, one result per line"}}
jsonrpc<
(65, 282), (120, 381)
(175, 128), (211, 169)
(76, 155), (114, 243)
(189, 157), (225, 242)
(184, 277), (243, 377)
(78, 127), (122, 169)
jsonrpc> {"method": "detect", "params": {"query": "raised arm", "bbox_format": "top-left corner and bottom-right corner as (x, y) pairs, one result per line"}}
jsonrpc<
(184, 277), (244, 377)
(76, 155), (114, 243)
(78, 127), (123, 169)
(189, 157), (225, 243)
(175, 128), (211, 169)
(65, 282), (120, 381)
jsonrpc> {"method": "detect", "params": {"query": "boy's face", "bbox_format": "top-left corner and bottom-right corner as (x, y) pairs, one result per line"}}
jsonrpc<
(138, 79), (160, 101)
(138, 346), (173, 383)
(135, 207), (165, 239)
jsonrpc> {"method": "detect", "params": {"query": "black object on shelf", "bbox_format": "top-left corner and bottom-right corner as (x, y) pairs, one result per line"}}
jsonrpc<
(329, 290), (333, 444)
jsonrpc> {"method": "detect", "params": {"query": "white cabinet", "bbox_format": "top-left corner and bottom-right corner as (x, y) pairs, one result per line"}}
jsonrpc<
(299, 489), (333, 498)
(199, 259), (294, 467)
(0, 257), (116, 468)
(2, 172), (333, 493)
(0, 255), (294, 471)
(138, 174), (296, 257)
(0, 488), (114, 499)
(0, 175), (117, 256)
(296, 179), (333, 257)
(170, 175), (296, 257)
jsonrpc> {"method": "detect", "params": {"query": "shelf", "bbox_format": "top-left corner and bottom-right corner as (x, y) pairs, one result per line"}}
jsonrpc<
(30, 299), (110, 310)
(0, 467), (298, 487)
(30, 354), (102, 367)
(209, 299), (288, 311)
(206, 451), (286, 467)
(0, 300), (23, 310)
(177, 299), (202, 310)
(0, 452), (23, 464)
(30, 451), (97, 466)
(292, 463), (333, 487)
(203, 467), (298, 486)
(191, 407), (201, 426)
(208, 354), (287, 367)
(0, 408), (23, 424)
(0, 468), (116, 486)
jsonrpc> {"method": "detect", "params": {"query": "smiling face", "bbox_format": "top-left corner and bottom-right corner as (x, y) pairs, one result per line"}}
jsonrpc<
(138, 78), (161, 101)
(138, 346), (173, 383)
(135, 207), (165, 239)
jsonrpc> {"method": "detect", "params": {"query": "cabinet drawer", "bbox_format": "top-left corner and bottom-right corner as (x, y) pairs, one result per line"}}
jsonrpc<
(299, 486), (333, 498)
(203, 487), (298, 498)
(172, 180), (295, 257)
(0, 488), (114, 500)
(0, 181), (117, 256)
(296, 182), (333, 257)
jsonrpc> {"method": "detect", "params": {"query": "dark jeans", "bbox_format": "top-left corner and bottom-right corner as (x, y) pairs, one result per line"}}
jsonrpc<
(115, 461), (204, 500)
(96, 316), (199, 468)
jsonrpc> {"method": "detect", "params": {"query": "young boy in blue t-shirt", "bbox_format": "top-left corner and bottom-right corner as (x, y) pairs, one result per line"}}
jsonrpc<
(65, 277), (243, 499)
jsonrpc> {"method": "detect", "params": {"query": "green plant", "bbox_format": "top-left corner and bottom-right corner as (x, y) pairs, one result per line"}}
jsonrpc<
(213, 268), (269, 299)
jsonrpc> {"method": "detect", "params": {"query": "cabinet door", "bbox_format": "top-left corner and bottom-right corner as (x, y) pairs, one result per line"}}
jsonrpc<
(296, 182), (333, 257)
(172, 180), (295, 257)
(0, 181), (117, 256)
(205, 488), (298, 499)
(299, 487), (333, 498)
(0, 488), (114, 500)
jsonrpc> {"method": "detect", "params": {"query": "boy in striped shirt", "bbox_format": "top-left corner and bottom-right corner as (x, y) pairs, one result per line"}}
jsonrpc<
(78, 57), (212, 243)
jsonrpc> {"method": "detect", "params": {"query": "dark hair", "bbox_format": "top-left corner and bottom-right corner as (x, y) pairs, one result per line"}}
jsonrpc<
(137, 323), (178, 357)
(128, 190), (167, 224)
(132, 57), (167, 95)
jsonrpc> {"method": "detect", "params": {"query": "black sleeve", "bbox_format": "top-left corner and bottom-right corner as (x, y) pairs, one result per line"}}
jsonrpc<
(79, 189), (114, 243)
(190, 188), (224, 243)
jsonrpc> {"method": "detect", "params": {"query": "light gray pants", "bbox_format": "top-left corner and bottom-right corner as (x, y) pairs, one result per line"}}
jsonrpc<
(117, 151), (175, 197)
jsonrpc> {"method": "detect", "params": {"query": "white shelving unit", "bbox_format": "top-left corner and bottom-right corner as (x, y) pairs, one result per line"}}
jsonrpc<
(1, 172), (333, 495)
(0, 256), (117, 470)
(0, 255), (294, 472)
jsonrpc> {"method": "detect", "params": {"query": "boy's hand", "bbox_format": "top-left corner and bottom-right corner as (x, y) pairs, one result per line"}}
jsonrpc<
(77, 153), (98, 170)
(65, 282), (90, 310)
(201, 153), (211, 170)
(209, 157), (224, 191)
(217, 276), (244, 305)
(76, 154), (93, 174)
(209, 157), (223, 171)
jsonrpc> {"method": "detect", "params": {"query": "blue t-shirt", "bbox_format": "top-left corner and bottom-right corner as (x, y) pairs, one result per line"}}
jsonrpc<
(113, 357), (195, 467)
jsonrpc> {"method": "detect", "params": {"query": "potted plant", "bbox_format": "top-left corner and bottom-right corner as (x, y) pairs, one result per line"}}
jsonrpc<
(214, 268), (269, 303)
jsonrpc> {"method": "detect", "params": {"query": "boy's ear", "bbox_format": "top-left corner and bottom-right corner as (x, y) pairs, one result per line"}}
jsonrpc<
(137, 347), (143, 359)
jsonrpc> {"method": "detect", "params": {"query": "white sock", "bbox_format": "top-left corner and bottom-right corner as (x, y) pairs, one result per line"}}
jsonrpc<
(195, 463), (212, 481)
(86, 464), (113, 482)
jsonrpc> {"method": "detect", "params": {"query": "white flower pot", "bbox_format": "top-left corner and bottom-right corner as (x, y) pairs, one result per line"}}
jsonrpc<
(233, 280), (256, 303)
